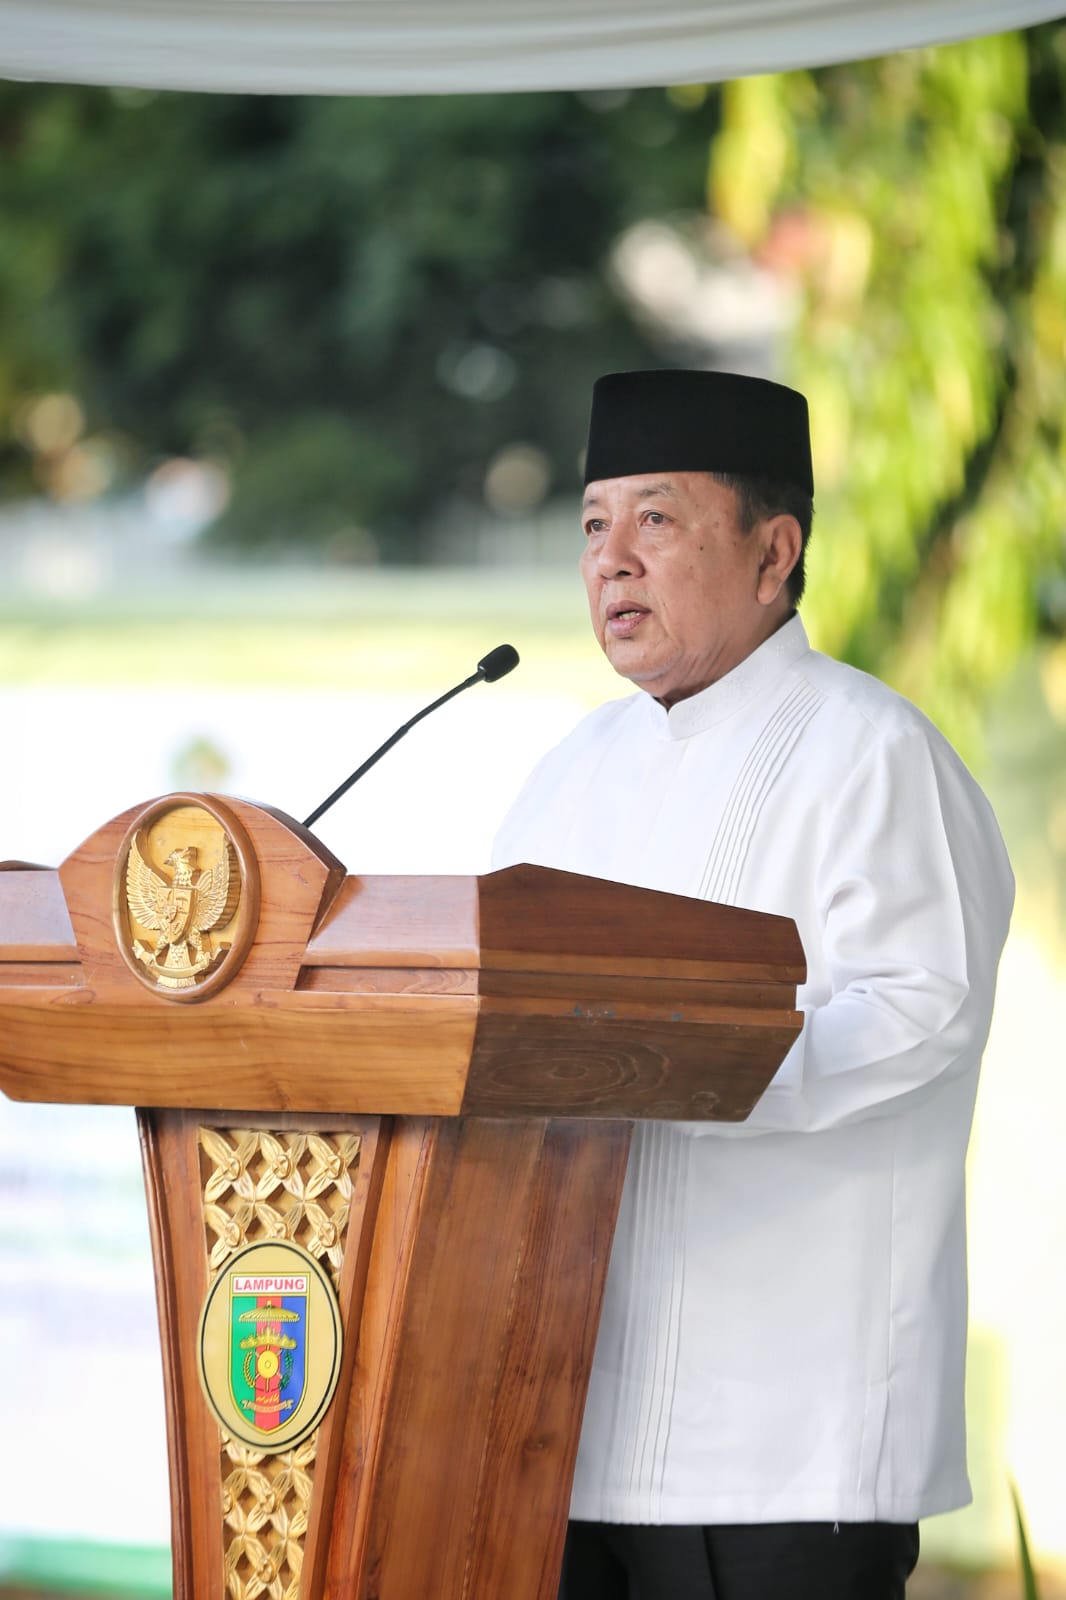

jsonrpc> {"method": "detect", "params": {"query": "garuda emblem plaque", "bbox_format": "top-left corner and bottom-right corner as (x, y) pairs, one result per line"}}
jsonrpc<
(113, 795), (260, 1002)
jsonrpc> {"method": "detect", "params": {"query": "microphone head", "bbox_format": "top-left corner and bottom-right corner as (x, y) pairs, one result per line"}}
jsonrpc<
(477, 644), (520, 683)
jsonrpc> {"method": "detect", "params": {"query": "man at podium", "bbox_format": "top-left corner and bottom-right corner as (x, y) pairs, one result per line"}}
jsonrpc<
(492, 370), (1015, 1600)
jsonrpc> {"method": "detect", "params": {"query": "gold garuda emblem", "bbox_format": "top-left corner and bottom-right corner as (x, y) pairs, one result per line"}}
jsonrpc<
(127, 834), (239, 988)
(114, 797), (258, 1000)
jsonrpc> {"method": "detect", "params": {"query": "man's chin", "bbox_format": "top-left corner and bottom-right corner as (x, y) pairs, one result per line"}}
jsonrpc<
(604, 650), (674, 699)
(606, 657), (706, 708)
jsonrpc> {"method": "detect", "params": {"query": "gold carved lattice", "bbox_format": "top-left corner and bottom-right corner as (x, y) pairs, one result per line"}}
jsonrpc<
(220, 1434), (316, 1600)
(199, 1127), (362, 1600)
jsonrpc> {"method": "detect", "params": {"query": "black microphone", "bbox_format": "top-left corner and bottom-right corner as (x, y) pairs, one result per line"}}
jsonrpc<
(302, 644), (520, 829)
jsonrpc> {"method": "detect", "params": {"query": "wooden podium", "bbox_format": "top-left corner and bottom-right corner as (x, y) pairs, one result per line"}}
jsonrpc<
(0, 793), (804, 1600)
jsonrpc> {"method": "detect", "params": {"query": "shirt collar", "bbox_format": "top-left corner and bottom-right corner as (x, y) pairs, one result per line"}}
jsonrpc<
(641, 613), (811, 740)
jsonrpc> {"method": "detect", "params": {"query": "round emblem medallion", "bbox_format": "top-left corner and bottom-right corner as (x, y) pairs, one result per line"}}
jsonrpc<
(112, 793), (260, 1003)
(197, 1239), (343, 1451)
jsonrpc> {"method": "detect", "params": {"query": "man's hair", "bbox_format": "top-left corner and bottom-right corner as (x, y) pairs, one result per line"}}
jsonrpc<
(710, 472), (814, 608)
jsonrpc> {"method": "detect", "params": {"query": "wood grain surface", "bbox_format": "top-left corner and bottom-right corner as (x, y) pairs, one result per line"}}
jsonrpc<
(326, 1117), (631, 1600)
(464, 1009), (800, 1120)
(138, 1108), (226, 1599)
(305, 874), (479, 967)
(477, 968), (797, 1010)
(479, 862), (806, 982)
(0, 868), (77, 958)
(297, 964), (478, 995)
(0, 992), (476, 1113)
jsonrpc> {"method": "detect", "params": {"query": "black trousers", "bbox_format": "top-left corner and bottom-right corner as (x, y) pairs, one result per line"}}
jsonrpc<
(558, 1519), (920, 1600)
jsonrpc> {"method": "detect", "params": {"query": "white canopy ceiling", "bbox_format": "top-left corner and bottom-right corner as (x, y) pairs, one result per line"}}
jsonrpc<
(0, 0), (1061, 96)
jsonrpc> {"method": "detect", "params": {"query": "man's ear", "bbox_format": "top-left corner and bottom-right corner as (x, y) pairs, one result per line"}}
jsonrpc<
(756, 514), (802, 607)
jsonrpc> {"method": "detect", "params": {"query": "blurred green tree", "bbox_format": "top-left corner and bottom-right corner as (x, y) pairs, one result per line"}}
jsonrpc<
(1, 32), (1064, 761)
(0, 84), (721, 558)
(712, 23), (1066, 756)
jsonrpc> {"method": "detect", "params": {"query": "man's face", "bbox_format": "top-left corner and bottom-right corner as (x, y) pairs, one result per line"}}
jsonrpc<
(579, 472), (796, 707)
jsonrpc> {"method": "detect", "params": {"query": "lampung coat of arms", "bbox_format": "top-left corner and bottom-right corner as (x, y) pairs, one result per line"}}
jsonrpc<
(125, 828), (241, 989)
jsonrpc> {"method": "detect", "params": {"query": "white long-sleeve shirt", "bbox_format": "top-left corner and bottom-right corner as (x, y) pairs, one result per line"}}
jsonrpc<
(491, 615), (1014, 1526)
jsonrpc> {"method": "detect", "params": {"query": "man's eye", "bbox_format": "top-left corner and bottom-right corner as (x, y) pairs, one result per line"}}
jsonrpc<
(584, 520), (606, 536)
(644, 511), (667, 526)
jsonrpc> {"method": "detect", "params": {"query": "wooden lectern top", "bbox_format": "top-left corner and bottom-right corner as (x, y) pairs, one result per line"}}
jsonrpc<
(0, 791), (804, 1121)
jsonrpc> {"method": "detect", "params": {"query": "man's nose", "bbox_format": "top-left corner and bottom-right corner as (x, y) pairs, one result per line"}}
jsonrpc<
(596, 519), (644, 578)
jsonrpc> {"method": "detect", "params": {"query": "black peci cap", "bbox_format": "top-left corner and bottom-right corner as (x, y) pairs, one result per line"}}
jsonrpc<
(584, 369), (813, 494)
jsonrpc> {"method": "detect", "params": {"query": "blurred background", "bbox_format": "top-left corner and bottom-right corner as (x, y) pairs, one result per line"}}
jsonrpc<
(1, 20), (1065, 1598)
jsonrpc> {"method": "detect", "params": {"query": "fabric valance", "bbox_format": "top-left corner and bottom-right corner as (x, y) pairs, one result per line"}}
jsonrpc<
(0, 0), (1061, 97)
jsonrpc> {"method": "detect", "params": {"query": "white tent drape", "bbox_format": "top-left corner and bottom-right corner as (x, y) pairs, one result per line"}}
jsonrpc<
(0, 0), (1061, 97)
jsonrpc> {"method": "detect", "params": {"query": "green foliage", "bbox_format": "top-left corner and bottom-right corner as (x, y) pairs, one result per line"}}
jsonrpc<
(1010, 1480), (1042, 1600)
(2, 30), (1065, 762)
(712, 25), (1066, 757)
(0, 83), (722, 556)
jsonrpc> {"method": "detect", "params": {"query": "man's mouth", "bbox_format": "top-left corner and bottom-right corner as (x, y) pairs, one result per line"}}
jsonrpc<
(605, 602), (651, 637)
